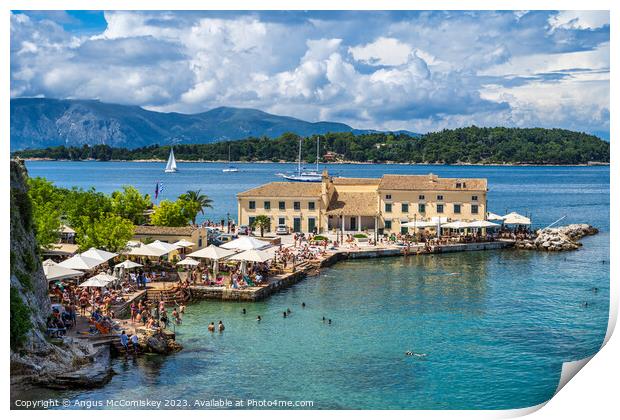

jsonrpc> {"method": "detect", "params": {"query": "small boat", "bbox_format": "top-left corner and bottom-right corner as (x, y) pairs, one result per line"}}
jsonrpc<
(164, 147), (178, 173)
(222, 145), (239, 173)
(278, 137), (322, 182)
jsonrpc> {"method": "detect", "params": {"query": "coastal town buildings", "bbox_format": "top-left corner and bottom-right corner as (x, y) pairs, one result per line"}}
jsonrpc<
(237, 170), (488, 235)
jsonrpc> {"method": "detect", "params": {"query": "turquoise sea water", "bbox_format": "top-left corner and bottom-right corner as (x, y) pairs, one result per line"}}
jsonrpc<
(22, 161), (609, 409)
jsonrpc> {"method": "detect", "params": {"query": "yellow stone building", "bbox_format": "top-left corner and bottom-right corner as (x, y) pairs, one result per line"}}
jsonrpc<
(237, 171), (488, 235)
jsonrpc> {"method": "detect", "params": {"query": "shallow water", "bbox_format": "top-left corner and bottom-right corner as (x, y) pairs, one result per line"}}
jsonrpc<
(20, 161), (609, 409)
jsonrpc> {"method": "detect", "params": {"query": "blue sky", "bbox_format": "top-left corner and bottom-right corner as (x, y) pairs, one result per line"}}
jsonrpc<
(10, 10), (610, 138)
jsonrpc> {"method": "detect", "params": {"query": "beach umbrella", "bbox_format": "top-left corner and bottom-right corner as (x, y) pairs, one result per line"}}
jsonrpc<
(42, 259), (58, 267)
(502, 212), (531, 225)
(228, 249), (272, 263)
(58, 254), (104, 270)
(466, 220), (501, 228)
(441, 221), (471, 230)
(486, 212), (504, 221)
(149, 240), (180, 253)
(80, 273), (117, 287)
(401, 220), (438, 228)
(188, 244), (236, 260)
(81, 247), (118, 262)
(115, 259), (143, 269)
(125, 244), (170, 257)
(174, 239), (195, 248)
(221, 236), (270, 251)
(176, 257), (200, 266)
(44, 264), (83, 281)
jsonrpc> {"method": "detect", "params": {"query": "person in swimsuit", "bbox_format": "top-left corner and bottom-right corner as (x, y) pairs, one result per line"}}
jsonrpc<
(208, 322), (215, 332)
(218, 321), (225, 332)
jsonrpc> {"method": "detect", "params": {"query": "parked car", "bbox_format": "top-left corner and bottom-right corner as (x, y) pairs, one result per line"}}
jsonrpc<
(211, 233), (236, 246)
(275, 225), (289, 235)
(238, 225), (251, 235)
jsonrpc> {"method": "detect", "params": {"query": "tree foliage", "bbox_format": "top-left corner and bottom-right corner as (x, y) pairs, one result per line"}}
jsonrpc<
(178, 189), (213, 225)
(13, 127), (609, 165)
(150, 200), (191, 227)
(251, 215), (271, 237)
(111, 185), (151, 225)
(75, 213), (135, 252)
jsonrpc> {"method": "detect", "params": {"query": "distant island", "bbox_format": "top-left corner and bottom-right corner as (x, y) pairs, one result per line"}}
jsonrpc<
(12, 127), (609, 165)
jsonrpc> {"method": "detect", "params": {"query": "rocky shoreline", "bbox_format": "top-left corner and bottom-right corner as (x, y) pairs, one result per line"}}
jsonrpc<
(515, 224), (599, 252)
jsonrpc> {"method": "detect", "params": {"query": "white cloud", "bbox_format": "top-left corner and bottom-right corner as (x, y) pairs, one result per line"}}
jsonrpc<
(548, 11), (609, 31)
(349, 37), (412, 66)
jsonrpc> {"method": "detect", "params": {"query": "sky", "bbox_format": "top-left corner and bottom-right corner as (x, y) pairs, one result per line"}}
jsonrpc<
(10, 10), (610, 138)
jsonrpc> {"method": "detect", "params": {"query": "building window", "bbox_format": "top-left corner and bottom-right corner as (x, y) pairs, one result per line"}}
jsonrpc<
(385, 203), (392, 213)
(471, 204), (479, 214)
(278, 217), (285, 225)
(198, 238), (203, 247)
(418, 203), (426, 213)
(294, 201), (301, 211)
(437, 204), (444, 213)
(402, 203), (409, 213)
(249, 200), (256, 210)
(418, 194), (425, 200)
(308, 201), (315, 211)
(437, 195), (444, 201)
(386, 194), (392, 200)
(463, 183), (467, 188)
(279, 201), (285, 210)
(454, 204), (461, 214)
(264, 201), (271, 210)
(472, 195), (478, 201)
(456, 182), (462, 188)
(248, 216), (256, 226)
(384, 220), (392, 229)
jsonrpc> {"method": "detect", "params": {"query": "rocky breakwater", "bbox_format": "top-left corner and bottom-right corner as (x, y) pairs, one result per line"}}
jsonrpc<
(516, 224), (599, 251)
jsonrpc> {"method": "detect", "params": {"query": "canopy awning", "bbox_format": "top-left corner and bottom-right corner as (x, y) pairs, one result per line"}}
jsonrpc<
(115, 259), (143, 269)
(188, 244), (237, 260)
(221, 236), (270, 251)
(177, 257), (200, 266)
(466, 220), (501, 228)
(81, 247), (118, 262)
(401, 220), (438, 228)
(44, 264), (83, 281)
(486, 212), (504, 221)
(80, 273), (117, 287)
(174, 239), (195, 248)
(228, 249), (273, 263)
(58, 254), (104, 270)
(441, 221), (471, 229)
(502, 212), (531, 225)
(149, 240), (180, 252)
(125, 244), (170, 257)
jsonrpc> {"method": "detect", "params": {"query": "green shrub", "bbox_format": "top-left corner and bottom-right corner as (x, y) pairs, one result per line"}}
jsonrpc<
(15, 271), (33, 291)
(313, 235), (328, 241)
(353, 233), (368, 239)
(10, 287), (32, 350)
(22, 251), (37, 273)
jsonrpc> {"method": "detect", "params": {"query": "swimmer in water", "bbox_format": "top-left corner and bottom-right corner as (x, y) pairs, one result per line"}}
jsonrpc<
(328, 319), (332, 324)
(283, 311), (287, 318)
(256, 315), (262, 321)
(242, 308), (246, 314)
(322, 316), (326, 322)
(287, 308), (291, 314)
(302, 302), (306, 308)
(405, 351), (427, 357)
(208, 322), (215, 332)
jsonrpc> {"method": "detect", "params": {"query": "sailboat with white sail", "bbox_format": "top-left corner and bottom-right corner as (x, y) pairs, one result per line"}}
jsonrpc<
(222, 145), (239, 173)
(164, 147), (178, 173)
(278, 137), (322, 182)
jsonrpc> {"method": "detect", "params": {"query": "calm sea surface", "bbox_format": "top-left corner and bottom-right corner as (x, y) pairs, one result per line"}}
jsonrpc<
(22, 161), (609, 409)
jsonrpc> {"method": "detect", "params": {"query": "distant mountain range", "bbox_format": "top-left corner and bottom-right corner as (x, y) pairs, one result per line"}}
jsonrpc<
(10, 98), (419, 151)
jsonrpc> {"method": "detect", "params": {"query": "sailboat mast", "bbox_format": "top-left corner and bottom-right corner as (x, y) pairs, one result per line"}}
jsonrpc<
(297, 138), (302, 176)
(316, 137), (320, 172)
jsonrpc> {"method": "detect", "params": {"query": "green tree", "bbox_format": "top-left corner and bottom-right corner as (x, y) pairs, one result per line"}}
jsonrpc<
(150, 200), (191, 227)
(111, 185), (152, 225)
(10, 287), (32, 350)
(32, 202), (62, 249)
(75, 214), (134, 252)
(178, 189), (213, 225)
(251, 215), (271, 237)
